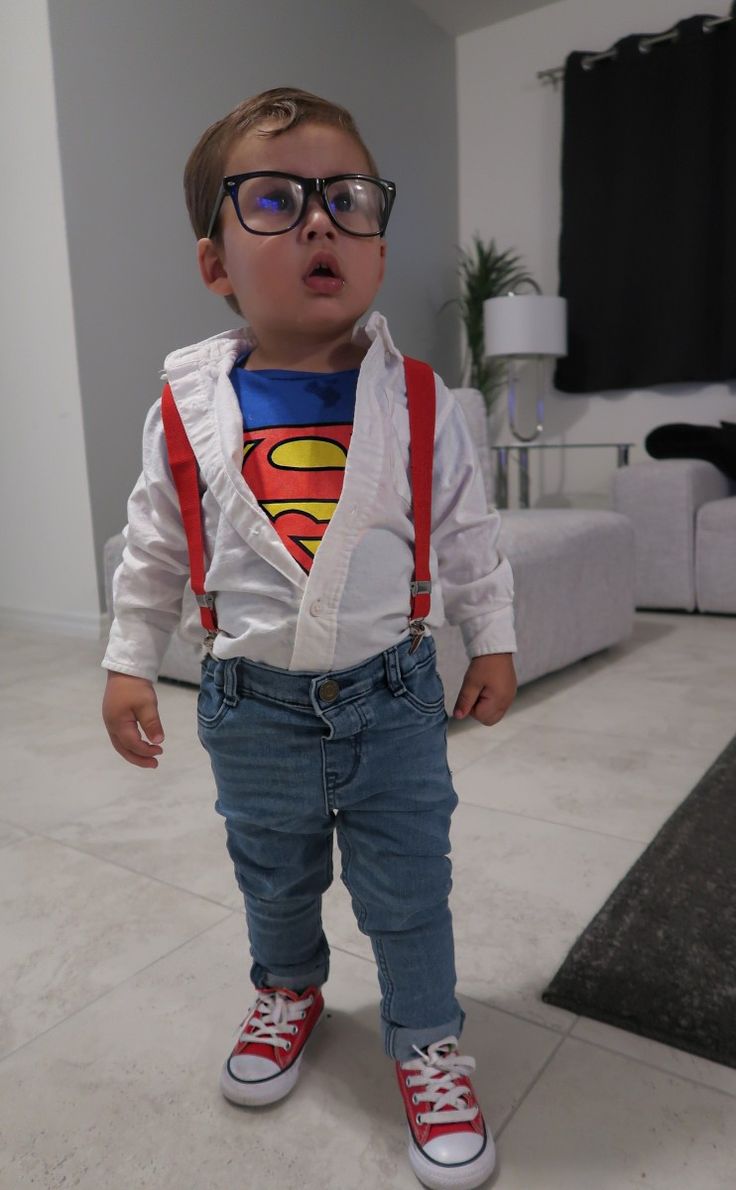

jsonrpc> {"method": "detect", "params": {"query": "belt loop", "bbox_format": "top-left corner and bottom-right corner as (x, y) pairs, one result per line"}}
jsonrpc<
(222, 658), (239, 707)
(383, 645), (406, 696)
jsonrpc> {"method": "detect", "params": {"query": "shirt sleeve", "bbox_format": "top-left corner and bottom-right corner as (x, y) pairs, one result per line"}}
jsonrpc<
(430, 380), (516, 659)
(102, 400), (192, 682)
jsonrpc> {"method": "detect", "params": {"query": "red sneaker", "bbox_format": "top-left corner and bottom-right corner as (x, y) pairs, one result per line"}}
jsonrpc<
(220, 985), (324, 1106)
(396, 1036), (496, 1190)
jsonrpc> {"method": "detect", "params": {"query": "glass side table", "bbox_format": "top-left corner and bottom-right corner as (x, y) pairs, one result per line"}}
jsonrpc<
(489, 442), (633, 509)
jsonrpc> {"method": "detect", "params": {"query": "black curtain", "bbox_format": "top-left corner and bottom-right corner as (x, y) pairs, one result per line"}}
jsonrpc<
(554, 8), (736, 394)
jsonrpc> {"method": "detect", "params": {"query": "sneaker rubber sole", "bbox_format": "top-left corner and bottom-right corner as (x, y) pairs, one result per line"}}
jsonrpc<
(407, 1124), (496, 1190)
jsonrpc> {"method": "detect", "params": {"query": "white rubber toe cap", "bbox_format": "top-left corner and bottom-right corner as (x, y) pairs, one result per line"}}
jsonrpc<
(228, 1054), (280, 1081)
(422, 1131), (486, 1163)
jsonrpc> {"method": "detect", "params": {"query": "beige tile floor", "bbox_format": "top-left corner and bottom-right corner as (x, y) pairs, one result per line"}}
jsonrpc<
(1, 612), (735, 1189)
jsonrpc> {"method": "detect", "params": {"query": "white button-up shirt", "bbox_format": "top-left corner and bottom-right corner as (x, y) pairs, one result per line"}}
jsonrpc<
(103, 311), (515, 681)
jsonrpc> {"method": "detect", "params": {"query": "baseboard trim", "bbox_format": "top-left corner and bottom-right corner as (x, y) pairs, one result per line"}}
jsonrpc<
(0, 606), (107, 640)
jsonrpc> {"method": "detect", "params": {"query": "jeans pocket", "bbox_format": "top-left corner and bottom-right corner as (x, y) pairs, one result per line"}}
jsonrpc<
(400, 656), (447, 716)
(197, 669), (233, 730)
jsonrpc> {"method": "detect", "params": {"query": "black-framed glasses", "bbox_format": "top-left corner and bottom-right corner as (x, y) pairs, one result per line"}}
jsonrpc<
(205, 172), (397, 240)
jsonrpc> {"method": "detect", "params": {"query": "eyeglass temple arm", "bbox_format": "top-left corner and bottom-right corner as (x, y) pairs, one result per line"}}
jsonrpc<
(205, 180), (227, 241)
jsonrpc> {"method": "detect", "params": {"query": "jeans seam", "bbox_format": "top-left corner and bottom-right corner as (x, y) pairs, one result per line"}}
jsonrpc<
(321, 737), (333, 815)
(331, 737), (362, 791)
(373, 935), (395, 1020)
(338, 827), (369, 933)
(237, 690), (313, 712)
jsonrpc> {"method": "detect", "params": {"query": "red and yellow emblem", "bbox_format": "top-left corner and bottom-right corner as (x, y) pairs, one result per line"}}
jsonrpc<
(242, 422), (353, 573)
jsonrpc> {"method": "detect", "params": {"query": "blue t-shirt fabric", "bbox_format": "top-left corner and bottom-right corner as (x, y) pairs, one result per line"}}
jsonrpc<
(230, 350), (358, 428)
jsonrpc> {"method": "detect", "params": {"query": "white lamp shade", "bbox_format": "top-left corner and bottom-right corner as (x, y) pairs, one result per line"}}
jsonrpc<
(484, 294), (567, 358)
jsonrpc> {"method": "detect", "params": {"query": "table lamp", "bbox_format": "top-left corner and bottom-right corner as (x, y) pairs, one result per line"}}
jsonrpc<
(484, 287), (567, 442)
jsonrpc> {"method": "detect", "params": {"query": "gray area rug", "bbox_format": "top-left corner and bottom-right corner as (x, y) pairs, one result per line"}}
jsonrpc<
(542, 732), (736, 1068)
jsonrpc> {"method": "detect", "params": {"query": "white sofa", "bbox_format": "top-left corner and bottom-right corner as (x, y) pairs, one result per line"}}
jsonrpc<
(104, 389), (636, 703)
(611, 458), (736, 613)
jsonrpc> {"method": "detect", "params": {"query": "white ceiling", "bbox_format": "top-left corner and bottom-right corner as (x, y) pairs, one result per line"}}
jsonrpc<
(407, 0), (564, 37)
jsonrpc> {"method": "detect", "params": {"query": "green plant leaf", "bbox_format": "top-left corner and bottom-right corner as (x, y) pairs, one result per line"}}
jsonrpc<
(451, 234), (538, 413)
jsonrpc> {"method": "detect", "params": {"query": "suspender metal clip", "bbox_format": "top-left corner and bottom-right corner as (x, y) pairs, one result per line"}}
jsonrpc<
(408, 618), (427, 654)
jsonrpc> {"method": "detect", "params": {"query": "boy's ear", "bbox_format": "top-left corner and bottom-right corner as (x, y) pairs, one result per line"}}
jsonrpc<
(196, 238), (234, 297)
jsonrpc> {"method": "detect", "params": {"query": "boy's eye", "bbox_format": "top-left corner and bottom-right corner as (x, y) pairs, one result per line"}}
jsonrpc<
(256, 189), (295, 213)
(238, 177), (302, 227)
(330, 188), (355, 214)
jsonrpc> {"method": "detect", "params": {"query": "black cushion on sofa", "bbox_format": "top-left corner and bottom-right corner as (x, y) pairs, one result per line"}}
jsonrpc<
(645, 422), (736, 481)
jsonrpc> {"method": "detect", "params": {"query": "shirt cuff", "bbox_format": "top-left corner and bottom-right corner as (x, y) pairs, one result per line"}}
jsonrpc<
(460, 605), (517, 659)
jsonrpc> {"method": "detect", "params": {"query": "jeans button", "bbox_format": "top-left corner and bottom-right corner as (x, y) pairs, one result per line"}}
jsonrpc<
(318, 679), (340, 702)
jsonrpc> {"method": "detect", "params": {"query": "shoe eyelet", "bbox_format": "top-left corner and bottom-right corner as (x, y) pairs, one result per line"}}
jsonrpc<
(416, 1114), (423, 1125)
(411, 1094), (418, 1104)
(285, 1041), (292, 1051)
(290, 1025), (298, 1034)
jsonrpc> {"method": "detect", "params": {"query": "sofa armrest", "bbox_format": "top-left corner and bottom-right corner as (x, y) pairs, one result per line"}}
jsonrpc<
(451, 387), (493, 510)
(611, 459), (731, 610)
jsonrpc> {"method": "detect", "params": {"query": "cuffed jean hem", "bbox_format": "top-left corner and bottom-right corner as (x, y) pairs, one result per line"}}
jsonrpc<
(384, 1004), (466, 1062)
(251, 942), (330, 993)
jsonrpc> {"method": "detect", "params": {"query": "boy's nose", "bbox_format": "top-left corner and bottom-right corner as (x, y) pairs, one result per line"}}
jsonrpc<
(301, 194), (336, 236)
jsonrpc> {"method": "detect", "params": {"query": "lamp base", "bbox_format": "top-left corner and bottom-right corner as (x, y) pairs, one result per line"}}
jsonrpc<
(507, 357), (545, 442)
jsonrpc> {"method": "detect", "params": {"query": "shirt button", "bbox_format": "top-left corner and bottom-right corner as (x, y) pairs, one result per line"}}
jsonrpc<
(310, 599), (322, 617)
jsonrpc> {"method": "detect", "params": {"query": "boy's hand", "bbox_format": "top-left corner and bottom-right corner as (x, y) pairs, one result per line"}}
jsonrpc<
(102, 672), (165, 768)
(452, 653), (517, 726)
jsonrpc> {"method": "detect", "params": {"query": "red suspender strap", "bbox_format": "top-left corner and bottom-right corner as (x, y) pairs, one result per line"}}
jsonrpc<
(403, 356), (436, 630)
(160, 384), (218, 634)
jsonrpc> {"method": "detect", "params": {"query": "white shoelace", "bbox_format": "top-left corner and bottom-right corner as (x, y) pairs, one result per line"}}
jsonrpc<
(237, 989), (313, 1052)
(401, 1036), (480, 1126)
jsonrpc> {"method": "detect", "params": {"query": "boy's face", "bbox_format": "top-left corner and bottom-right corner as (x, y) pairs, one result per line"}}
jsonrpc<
(197, 121), (387, 351)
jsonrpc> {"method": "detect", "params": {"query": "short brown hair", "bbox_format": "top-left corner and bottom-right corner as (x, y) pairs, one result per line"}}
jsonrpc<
(183, 87), (380, 317)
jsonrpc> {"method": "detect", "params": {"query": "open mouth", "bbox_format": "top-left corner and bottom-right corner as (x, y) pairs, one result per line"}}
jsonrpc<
(305, 253), (343, 280)
(304, 255), (345, 293)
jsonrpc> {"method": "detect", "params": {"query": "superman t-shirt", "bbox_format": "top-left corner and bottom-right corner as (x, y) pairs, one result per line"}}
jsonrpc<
(230, 352), (359, 575)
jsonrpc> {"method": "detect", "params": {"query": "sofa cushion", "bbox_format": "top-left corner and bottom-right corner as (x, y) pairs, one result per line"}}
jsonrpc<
(611, 459), (732, 610)
(435, 509), (635, 694)
(499, 509), (634, 685)
(696, 497), (736, 614)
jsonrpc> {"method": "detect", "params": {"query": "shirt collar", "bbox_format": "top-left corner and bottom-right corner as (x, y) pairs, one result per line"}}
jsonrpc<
(161, 309), (403, 386)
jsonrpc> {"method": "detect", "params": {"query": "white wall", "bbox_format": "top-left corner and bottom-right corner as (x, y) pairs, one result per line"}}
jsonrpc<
(458, 0), (736, 507)
(0, 1), (100, 632)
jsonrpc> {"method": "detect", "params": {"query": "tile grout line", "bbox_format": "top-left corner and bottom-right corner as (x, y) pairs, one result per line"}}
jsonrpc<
(0, 909), (240, 1068)
(458, 986), (574, 1035)
(494, 1030), (569, 1139)
(566, 1031), (736, 1102)
(328, 947), (736, 1106)
(327, 941), (578, 1039)
(18, 828), (244, 914)
(454, 798), (655, 846)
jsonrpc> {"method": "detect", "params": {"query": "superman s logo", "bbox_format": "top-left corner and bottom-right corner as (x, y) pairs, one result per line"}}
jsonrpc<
(242, 422), (353, 573)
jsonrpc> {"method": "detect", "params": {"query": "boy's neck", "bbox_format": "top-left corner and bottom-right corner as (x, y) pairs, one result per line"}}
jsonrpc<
(244, 334), (367, 374)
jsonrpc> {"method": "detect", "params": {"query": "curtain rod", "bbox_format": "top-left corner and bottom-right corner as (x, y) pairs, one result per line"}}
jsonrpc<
(537, 13), (732, 86)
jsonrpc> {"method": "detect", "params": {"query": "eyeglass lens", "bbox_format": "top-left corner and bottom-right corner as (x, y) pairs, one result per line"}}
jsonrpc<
(237, 176), (387, 235)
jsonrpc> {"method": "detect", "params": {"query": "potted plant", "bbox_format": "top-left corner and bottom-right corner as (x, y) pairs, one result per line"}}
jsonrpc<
(446, 235), (538, 422)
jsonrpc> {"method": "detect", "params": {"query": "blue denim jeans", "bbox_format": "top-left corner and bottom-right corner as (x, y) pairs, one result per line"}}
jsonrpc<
(197, 632), (465, 1061)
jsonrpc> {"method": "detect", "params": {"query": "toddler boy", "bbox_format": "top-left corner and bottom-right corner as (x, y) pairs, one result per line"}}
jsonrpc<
(102, 86), (516, 1190)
